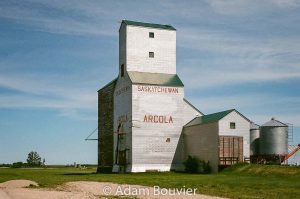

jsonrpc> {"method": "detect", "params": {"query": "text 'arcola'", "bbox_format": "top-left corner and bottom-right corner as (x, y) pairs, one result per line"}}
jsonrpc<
(143, 115), (173, 123)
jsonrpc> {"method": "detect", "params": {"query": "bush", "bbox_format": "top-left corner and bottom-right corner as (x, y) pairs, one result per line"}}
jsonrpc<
(183, 156), (199, 173)
(183, 155), (212, 174)
(199, 160), (211, 174)
(97, 166), (113, 173)
(11, 162), (25, 168)
(0, 164), (11, 167)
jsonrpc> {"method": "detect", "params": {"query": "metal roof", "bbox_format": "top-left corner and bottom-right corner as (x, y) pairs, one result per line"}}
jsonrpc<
(127, 71), (184, 87)
(184, 109), (250, 127)
(261, 118), (288, 127)
(122, 20), (176, 31)
(250, 122), (260, 130)
(184, 109), (235, 127)
(98, 78), (117, 92)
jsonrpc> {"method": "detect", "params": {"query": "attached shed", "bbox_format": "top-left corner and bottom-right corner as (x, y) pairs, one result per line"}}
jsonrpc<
(183, 109), (250, 173)
(97, 78), (117, 173)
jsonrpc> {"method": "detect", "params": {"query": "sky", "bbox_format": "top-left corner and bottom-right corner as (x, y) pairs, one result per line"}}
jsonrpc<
(0, 0), (300, 165)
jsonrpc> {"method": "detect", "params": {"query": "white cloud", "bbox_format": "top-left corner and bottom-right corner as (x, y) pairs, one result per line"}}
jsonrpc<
(177, 27), (300, 89)
(0, 0), (118, 36)
(205, 0), (300, 15)
(1, 0), (299, 123)
(0, 70), (100, 120)
(186, 93), (300, 126)
(271, 0), (300, 8)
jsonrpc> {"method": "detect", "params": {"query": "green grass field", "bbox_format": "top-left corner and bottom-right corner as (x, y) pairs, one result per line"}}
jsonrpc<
(0, 164), (299, 199)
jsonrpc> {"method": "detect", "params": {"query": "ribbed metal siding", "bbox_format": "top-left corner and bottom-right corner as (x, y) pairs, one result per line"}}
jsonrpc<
(250, 129), (260, 155)
(259, 126), (288, 155)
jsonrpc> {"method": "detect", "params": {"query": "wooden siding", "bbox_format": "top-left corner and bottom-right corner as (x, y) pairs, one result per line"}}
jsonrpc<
(219, 136), (243, 165)
(97, 81), (116, 172)
(113, 73), (132, 172)
(131, 85), (184, 172)
(125, 25), (176, 74)
(183, 99), (203, 125)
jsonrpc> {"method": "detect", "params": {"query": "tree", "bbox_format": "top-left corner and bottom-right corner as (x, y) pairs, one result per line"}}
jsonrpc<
(27, 151), (42, 167)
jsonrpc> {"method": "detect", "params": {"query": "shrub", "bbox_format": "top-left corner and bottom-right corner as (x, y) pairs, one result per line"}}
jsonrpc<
(11, 162), (24, 168)
(183, 155), (199, 173)
(199, 160), (211, 174)
(183, 156), (212, 174)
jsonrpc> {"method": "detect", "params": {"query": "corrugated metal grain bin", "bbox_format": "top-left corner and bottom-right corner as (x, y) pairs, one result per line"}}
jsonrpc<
(250, 122), (260, 156)
(259, 118), (288, 156)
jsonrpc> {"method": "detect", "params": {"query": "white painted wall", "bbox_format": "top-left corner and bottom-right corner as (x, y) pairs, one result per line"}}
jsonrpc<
(119, 23), (126, 74)
(120, 25), (176, 74)
(218, 111), (250, 158)
(131, 84), (184, 172)
(183, 99), (203, 125)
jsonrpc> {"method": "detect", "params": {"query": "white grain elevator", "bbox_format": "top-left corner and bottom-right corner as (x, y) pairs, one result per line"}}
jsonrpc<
(97, 20), (202, 173)
(97, 20), (250, 173)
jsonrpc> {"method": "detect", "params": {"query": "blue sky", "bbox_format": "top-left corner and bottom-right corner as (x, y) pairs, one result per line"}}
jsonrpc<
(0, 0), (300, 164)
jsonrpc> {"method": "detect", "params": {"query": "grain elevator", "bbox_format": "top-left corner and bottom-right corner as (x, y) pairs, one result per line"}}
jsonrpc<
(97, 20), (251, 173)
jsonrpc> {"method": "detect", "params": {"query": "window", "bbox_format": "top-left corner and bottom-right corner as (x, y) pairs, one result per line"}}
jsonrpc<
(121, 64), (124, 77)
(149, 52), (154, 58)
(230, 122), (236, 129)
(149, 32), (154, 38)
(166, 138), (170, 143)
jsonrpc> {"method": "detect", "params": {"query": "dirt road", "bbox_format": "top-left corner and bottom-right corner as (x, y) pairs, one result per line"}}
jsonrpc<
(0, 180), (226, 199)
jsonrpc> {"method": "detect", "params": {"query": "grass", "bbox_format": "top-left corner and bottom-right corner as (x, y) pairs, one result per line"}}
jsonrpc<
(0, 164), (299, 199)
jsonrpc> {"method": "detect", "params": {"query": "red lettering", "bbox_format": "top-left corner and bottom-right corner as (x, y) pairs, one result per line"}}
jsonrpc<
(149, 115), (153, 122)
(159, 116), (164, 123)
(137, 86), (180, 94)
(143, 115), (174, 124)
(154, 116), (158, 123)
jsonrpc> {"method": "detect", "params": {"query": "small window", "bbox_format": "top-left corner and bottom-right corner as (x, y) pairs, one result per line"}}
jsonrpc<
(230, 122), (236, 129)
(166, 138), (170, 143)
(149, 32), (154, 38)
(149, 52), (154, 58)
(121, 64), (124, 77)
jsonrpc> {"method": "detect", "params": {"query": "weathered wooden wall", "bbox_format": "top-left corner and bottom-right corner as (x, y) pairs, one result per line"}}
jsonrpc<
(97, 80), (116, 173)
(219, 136), (243, 165)
(113, 73), (132, 172)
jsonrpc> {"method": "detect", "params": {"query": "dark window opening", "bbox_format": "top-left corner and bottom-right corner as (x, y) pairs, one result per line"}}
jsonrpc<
(230, 122), (236, 129)
(121, 64), (124, 77)
(149, 32), (154, 38)
(149, 52), (154, 58)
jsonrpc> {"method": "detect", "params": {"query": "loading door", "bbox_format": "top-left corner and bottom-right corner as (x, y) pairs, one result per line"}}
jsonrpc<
(219, 136), (243, 165)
